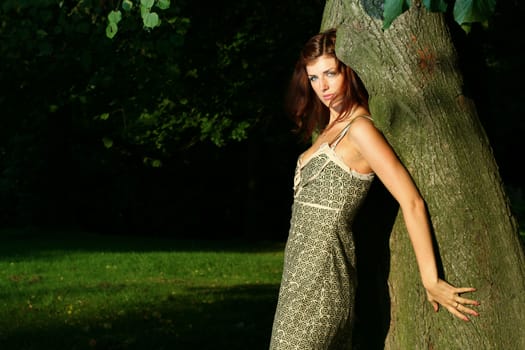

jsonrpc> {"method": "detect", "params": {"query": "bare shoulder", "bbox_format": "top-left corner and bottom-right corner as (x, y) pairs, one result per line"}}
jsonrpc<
(348, 115), (381, 138)
(345, 116), (391, 159)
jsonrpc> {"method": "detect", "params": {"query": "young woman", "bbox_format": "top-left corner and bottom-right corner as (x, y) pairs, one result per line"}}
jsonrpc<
(269, 28), (480, 349)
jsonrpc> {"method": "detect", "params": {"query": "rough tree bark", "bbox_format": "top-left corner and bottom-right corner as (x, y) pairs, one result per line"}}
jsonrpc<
(320, 0), (525, 349)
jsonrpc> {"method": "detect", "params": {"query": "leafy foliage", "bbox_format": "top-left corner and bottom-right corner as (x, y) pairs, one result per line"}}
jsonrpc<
(0, 0), (323, 231)
(383, 0), (411, 29)
(453, 0), (497, 27)
(382, 0), (497, 29)
(106, 0), (171, 38)
(0, 0), (518, 237)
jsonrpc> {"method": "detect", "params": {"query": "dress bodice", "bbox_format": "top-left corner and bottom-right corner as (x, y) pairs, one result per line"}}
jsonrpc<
(293, 143), (374, 221)
(292, 119), (375, 221)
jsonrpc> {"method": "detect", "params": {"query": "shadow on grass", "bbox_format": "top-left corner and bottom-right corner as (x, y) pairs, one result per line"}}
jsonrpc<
(0, 229), (286, 260)
(1, 283), (279, 350)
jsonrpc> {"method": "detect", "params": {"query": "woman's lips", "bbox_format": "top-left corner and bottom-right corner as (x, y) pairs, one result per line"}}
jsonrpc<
(323, 94), (334, 101)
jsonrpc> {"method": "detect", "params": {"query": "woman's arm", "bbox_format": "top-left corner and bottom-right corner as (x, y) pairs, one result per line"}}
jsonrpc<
(348, 118), (480, 321)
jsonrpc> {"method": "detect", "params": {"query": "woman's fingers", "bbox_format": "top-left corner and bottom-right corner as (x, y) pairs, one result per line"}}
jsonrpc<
(456, 294), (481, 307)
(448, 304), (471, 321)
(447, 301), (479, 321)
(432, 300), (439, 312)
(426, 281), (480, 321)
(455, 287), (477, 294)
(453, 294), (480, 318)
(444, 288), (481, 321)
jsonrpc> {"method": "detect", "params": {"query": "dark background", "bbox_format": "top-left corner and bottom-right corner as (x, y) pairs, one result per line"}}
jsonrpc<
(0, 0), (523, 240)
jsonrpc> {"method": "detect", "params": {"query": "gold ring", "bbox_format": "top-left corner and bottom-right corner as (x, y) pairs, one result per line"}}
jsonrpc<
(455, 302), (459, 309)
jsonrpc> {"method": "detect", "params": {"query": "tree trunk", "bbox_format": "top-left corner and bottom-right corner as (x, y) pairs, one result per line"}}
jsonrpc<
(321, 1), (525, 348)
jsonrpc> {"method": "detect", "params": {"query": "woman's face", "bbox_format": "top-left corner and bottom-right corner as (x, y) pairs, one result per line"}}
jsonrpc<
(306, 55), (345, 109)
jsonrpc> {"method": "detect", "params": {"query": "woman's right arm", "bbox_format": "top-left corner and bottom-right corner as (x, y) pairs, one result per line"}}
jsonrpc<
(348, 118), (480, 321)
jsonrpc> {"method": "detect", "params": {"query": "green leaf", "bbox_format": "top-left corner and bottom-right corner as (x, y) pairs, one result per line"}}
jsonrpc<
(140, 5), (150, 17)
(102, 137), (113, 149)
(157, 0), (170, 10)
(142, 12), (160, 28)
(422, 0), (447, 12)
(142, 157), (162, 167)
(231, 121), (250, 141)
(185, 69), (198, 78)
(106, 22), (118, 39)
(383, 0), (411, 30)
(100, 113), (110, 120)
(122, 0), (133, 11)
(453, 0), (496, 25)
(107, 10), (122, 24)
(141, 0), (155, 9)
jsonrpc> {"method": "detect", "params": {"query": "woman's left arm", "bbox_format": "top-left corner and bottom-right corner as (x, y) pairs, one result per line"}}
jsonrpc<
(348, 118), (480, 321)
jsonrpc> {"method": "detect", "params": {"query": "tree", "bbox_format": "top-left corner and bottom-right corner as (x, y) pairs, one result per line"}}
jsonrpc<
(320, 0), (525, 348)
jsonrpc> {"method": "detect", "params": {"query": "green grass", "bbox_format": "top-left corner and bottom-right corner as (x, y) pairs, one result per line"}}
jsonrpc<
(0, 229), (285, 350)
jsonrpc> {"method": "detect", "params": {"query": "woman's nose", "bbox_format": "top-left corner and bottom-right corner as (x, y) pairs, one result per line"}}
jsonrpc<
(320, 77), (329, 91)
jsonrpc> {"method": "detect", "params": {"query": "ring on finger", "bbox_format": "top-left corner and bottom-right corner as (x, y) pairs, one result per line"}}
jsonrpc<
(454, 302), (459, 309)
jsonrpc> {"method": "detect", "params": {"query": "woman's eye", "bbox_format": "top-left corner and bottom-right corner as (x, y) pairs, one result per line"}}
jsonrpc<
(309, 76), (317, 82)
(326, 71), (337, 77)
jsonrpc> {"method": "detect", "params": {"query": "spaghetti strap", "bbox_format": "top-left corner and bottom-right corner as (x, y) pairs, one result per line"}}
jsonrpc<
(330, 115), (372, 149)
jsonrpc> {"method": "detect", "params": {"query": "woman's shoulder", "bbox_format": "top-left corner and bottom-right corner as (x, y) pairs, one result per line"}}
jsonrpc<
(348, 109), (374, 128)
(347, 106), (371, 122)
(346, 113), (381, 140)
(351, 114), (373, 125)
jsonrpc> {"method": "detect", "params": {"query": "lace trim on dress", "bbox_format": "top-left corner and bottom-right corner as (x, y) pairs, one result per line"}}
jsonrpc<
(293, 115), (375, 196)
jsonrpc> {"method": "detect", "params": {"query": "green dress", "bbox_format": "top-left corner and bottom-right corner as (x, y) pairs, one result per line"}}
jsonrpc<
(270, 119), (375, 350)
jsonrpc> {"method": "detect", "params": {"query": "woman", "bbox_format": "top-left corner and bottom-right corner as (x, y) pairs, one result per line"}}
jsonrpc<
(269, 28), (480, 349)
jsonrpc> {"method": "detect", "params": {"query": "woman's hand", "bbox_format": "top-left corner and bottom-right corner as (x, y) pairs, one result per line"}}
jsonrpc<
(424, 279), (480, 321)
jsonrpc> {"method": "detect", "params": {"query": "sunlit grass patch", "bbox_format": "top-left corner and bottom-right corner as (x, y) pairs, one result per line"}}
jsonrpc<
(0, 230), (284, 349)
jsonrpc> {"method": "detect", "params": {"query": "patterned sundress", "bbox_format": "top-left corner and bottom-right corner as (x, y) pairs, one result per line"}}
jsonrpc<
(270, 118), (375, 349)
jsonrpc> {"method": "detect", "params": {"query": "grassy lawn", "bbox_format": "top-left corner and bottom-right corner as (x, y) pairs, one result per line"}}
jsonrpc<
(0, 229), (285, 350)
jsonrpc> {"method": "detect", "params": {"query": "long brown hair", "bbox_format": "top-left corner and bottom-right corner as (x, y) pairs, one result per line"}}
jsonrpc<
(285, 28), (369, 141)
